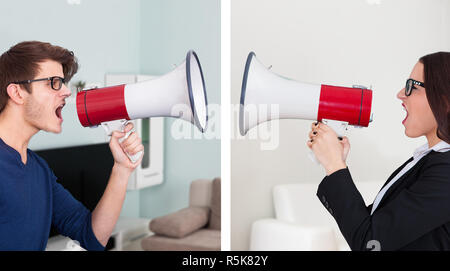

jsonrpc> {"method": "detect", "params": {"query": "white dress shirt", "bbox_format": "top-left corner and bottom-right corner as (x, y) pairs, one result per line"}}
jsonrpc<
(371, 140), (450, 215)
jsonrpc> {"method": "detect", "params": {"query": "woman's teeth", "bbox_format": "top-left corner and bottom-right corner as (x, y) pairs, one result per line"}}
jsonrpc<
(402, 104), (408, 123)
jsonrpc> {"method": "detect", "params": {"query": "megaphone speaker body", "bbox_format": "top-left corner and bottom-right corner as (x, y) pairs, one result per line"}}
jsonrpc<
(77, 50), (208, 132)
(240, 52), (373, 136)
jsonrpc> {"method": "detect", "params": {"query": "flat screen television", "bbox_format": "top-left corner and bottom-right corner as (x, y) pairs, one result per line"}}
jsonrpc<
(35, 143), (114, 238)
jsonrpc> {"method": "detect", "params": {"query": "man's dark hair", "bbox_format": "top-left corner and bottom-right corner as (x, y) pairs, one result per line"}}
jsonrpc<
(0, 41), (78, 113)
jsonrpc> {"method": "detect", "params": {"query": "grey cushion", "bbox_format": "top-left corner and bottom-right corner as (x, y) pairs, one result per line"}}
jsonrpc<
(141, 229), (220, 251)
(149, 206), (210, 238)
(189, 179), (213, 207)
(208, 178), (221, 230)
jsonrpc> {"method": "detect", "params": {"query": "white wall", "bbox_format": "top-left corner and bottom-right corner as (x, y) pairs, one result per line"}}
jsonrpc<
(231, 0), (450, 250)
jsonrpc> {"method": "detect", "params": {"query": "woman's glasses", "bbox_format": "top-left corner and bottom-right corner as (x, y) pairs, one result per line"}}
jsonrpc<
(405, 78), (425, 96)
(12, 76), (66, 91)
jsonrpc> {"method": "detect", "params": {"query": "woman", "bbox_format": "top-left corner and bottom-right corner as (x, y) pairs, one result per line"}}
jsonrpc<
(307, 52), (450, 251)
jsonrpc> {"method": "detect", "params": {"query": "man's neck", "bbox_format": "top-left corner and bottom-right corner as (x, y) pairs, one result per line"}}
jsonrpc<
(0, 108), (38, 163)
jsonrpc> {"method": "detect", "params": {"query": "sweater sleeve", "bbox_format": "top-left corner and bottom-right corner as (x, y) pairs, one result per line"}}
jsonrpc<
(316, 154), (450, 251)
(50, 175), (105, 251)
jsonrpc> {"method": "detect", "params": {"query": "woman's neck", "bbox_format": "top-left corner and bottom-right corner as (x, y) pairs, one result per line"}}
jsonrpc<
(426, 127), (441, 149)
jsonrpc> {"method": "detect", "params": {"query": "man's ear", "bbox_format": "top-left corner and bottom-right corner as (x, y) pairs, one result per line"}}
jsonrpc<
(6, 83), (27, 105)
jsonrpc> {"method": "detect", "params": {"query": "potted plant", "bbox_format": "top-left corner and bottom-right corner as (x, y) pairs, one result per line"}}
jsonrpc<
(73, 80), (86, 93)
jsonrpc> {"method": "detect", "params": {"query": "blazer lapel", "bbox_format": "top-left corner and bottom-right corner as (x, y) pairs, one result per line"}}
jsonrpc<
(374, 157), (424, 213)
(379, 157), (413, 191)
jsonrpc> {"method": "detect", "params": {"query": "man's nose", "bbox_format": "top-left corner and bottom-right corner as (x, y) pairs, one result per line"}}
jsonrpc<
(60, 84), (71, 97)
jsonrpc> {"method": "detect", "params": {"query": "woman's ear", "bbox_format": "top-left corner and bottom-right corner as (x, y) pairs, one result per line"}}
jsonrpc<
(6, 83), (26, 105)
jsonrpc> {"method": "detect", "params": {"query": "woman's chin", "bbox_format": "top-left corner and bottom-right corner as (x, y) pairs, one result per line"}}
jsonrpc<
(403, 120), (412, 137)
(404, 130), (413, 138)
(404, 126), (421, 138)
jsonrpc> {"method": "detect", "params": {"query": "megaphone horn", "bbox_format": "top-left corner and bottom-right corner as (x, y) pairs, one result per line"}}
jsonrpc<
(76, 50), (208, 163)
(239, 52), (373, 136)
(76, 50), (208, 132)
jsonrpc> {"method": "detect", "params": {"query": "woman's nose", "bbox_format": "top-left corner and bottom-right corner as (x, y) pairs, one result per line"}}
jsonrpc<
(397, 88), (406, 100)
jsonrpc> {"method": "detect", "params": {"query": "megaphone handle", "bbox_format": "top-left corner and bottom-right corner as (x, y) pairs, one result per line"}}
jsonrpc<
(119, 126), (143, 164)
(101, 119), (143, 164)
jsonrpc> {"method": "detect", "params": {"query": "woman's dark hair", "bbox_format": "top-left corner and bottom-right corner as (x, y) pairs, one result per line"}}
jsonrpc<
(0, 41), (78, 114)
(419, 52), (450, 144)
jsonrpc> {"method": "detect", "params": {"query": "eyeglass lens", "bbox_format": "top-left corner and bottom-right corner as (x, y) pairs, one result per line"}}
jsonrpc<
(405, 79), (412, 96)
(51, 77), (63, 90)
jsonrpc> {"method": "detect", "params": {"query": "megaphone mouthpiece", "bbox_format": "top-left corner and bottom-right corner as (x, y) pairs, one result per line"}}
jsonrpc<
(77, 84), (129, 127)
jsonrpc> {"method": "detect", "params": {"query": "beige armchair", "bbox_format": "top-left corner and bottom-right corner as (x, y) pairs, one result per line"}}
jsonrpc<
(141, 178), (221, 251)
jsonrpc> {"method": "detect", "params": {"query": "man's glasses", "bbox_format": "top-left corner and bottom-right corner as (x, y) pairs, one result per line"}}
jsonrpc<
(405, 78), (425, 96)
(12, 76), (66, 91)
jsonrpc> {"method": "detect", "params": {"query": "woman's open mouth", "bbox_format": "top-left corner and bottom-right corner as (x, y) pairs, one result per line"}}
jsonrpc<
(402, 103), (408, 124)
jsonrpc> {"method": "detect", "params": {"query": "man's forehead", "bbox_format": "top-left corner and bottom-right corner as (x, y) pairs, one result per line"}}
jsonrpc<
(35, 59), (64, 78)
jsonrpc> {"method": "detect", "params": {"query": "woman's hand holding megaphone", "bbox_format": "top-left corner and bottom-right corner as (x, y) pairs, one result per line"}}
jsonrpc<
(307, 122), (349, 176)
(109, 122), (144, 172)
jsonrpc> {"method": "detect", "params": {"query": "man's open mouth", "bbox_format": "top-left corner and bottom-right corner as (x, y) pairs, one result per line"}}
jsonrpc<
(55, 103), (65, 120)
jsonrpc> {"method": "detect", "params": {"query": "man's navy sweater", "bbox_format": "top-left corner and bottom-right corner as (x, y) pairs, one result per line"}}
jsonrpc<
(0, 138), (104, 250)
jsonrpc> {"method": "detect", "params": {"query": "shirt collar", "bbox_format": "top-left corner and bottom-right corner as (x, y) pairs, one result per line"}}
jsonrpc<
(413, 140), (450, 160)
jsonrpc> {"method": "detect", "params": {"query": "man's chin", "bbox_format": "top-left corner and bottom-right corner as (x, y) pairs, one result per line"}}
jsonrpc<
(42, 125), (62, 134)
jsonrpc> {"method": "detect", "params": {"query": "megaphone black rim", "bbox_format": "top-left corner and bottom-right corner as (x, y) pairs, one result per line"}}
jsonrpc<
(186, 50), (208, 133)
(239, 51), (256, 136)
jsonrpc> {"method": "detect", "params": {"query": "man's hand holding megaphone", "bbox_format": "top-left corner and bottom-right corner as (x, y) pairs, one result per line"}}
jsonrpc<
(307, 121), (350, 176)
(76, 50), (208, 164)
(109, 122), (144, 172)
(72, 50), (207, 247)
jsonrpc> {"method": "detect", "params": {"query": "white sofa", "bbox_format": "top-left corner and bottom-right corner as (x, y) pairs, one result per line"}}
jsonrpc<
(249, 181), (382, 251)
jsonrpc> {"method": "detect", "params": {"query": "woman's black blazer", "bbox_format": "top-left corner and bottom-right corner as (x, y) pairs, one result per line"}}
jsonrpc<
(317, 150), (450, 251)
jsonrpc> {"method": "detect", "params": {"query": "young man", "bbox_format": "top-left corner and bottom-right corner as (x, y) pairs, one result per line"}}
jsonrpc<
(0, 41), (144, 250)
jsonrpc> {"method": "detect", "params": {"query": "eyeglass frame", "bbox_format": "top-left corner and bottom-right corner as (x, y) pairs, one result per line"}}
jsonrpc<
(11, 76), (66, 91)
(405, 78), (425, 96)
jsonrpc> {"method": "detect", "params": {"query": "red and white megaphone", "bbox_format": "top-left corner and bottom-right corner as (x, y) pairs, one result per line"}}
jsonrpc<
(239, 52), (373, 162)
(76, 50), (208, 162)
